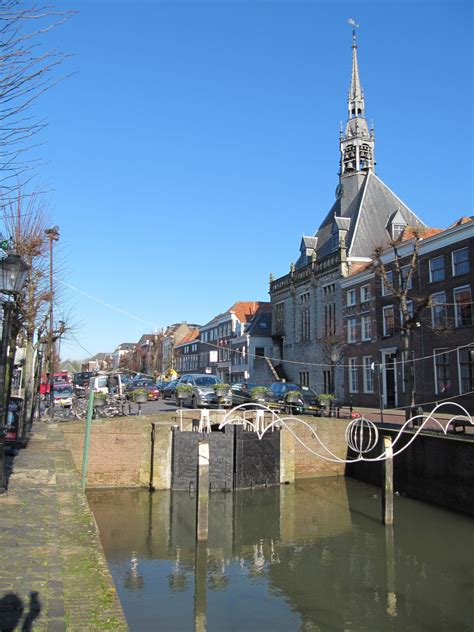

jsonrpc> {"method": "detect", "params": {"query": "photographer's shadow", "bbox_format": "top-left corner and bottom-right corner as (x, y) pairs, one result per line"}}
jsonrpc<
(0, 591), (41, 631)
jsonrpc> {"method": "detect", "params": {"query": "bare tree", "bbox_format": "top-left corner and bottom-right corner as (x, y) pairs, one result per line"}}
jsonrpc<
(373, 229), (431, 419)
(321, 332), (345, 396)
(0, 2), (73, 196)
(1, 189), (63, 434)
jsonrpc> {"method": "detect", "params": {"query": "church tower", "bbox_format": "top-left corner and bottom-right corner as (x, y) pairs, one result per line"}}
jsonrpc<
(339, 29), (375, 179)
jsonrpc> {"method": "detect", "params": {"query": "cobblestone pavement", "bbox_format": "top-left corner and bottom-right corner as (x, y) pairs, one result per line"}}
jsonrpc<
(0, 422), (129, 631)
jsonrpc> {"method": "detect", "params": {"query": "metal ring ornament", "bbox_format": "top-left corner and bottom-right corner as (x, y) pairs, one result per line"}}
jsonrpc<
(345, 417), (379, 455)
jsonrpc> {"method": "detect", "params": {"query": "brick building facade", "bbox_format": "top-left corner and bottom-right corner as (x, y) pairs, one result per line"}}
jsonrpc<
(341, 218), (474, 412)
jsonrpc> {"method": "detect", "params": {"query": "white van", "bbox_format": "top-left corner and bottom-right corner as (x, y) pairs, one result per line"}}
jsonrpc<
(89, 373), (128, 396)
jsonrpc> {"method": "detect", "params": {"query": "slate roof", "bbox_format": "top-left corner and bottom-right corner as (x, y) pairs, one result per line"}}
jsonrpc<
(246, 304), (272, 337)
(312, 171), (427, 260)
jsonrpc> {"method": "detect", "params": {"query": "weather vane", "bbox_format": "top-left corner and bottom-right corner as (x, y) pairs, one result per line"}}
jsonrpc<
(347, 18), (359, 44)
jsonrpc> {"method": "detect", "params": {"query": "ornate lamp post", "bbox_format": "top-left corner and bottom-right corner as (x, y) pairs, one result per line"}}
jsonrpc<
(44, 226), (59, 418)
(0, 253), (29, 492)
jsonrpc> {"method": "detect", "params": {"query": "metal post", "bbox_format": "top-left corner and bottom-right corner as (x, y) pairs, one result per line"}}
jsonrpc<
(80, 385), (95, 492)
(382, 435), (394, 525)
(196, 440), (209, 541)
(0, 302), (14, 492)
(378, 362), (384, 424)
(45, 227), (59, 420)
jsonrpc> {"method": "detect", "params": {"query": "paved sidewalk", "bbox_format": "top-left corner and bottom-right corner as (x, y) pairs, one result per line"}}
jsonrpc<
(0, 422), (128, 631)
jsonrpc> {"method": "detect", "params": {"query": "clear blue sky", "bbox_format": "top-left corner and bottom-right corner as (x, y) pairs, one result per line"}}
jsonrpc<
(36, 0), (472, 360)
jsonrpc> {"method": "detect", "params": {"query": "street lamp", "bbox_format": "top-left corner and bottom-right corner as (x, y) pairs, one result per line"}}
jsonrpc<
(45, 226), (59, 418)
(0, 253), (29, 492)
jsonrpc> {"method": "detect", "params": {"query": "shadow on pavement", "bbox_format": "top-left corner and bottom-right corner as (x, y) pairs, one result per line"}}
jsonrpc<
(0, 591), (41, 631)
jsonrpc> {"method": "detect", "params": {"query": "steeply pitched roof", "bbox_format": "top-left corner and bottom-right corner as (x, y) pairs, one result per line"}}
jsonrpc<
(313, 171), (427, 260)
(175, 329), (200, 347)
(230, 301), (269, 324)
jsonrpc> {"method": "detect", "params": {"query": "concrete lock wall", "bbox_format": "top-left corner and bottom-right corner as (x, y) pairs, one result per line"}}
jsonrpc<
(346, 429), (474, 516)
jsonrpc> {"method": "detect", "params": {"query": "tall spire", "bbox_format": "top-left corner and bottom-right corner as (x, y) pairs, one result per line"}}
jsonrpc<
(348, 29), (364, 118)
(339, 22), (375, 180)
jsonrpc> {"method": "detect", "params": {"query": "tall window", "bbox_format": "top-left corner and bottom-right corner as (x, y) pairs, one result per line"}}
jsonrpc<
(382, 271), (393, 296)
(300, 293), (310, 341)
(323, 370), (331, 394)
(360, 284), (370, 302)
(274, 302), (285, 334)
(349, 357), (358, 393)
(347, 317), (357, 343)
(383, 305), (395, 336)
(363, 356), (374, 393)
(399, 300), (414, 326)
(299, 371), (309, 387)
(452, 247), (469, 277)
(431, 292), (447, 329)
(325, 303), (336, 336)
(454, 286), (472, 327)
(429, 256), (445, 282)
(346, 289), (356, 306)
(433, 349), (450, 395)
(361, 314), (372, 341)
(458, 347), (474, 394)
(400, 265), (413, 290)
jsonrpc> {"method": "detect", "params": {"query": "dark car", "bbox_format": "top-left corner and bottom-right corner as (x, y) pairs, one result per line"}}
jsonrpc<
(126, 378), (160, 401)
(73, 371), (96, 388)
(267, 382), (320, 415)
(161, 380), (178, 400)
(230, 383), (266, 406)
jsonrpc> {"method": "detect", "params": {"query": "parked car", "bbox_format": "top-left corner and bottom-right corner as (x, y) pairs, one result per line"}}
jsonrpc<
(161, 380), (178, 400)
(53, 384), (74, 408)
(175, 374), (232, 409)
(125, 379), (160, 401)
(73, 371), (96, 389)
(266, 382), (320, 415)
(230, 383), (266, 406)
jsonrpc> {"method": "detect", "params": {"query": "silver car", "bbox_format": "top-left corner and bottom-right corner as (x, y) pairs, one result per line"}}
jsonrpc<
(175, 374), (232, 409)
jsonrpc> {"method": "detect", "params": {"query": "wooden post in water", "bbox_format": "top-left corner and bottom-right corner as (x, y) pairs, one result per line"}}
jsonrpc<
(382, 435), (394, 525)
(196, 440), (209, 541)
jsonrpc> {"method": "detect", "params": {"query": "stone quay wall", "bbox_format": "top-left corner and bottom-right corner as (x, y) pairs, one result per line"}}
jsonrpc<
(346, 428), (474, 516)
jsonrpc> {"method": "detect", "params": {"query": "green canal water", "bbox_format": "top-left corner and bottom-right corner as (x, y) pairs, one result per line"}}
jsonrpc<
(88, 478), (474, 632)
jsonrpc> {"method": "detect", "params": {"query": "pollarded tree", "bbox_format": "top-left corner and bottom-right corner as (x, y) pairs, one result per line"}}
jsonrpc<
(373, 228), (431, 420)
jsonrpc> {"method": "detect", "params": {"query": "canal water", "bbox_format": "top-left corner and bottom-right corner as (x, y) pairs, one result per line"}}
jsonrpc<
(88, 478), (474, 631)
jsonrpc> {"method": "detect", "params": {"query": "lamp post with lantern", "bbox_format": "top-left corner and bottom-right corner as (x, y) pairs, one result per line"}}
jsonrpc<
(0, 250), (29, 492)
(44, 226), (59, 418)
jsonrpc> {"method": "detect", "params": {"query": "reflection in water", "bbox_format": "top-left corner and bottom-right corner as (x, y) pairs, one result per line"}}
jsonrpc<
(88, 478), (474, 632)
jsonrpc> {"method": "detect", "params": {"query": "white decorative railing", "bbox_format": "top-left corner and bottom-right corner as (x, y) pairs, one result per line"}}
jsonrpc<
(219, 402), (473, 464)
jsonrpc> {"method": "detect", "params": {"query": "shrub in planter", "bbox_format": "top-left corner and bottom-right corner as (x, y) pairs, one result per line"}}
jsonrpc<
(176, 384), (193, 398)
(93, 391), (107, 406)
(250, 386), (268, 401)
(130, 388), (149, 403)
(213, 383), (230, 398)
(285, 390), (301, 403)
(318, 393), (335, 409)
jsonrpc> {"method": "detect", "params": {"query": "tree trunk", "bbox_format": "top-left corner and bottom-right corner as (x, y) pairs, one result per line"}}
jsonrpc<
(19, 334), (35, 439)
(402, 331), (415, 421)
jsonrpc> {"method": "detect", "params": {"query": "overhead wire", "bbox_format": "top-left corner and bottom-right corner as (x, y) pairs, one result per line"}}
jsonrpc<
(61, 279), (473, 369)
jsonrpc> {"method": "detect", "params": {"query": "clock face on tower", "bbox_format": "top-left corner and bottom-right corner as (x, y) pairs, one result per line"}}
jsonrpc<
(335, 183), (344, 199)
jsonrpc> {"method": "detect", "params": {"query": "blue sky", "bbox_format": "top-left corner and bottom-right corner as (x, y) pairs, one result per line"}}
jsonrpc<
(34, 0), (472, 360)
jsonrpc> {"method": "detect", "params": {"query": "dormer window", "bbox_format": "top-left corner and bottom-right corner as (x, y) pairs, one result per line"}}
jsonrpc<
(392, 223), (405, 240)
(332, 231), (339, 251)
(386, 210), (407, 242)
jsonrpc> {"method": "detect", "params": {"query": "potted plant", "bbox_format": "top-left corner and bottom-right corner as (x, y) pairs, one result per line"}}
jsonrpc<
(93, 391), (107, 407)
(130, 388), (149, 404)
(250, 386), (268, 401)
(285, 390), (301, 404)
(318, 393), (335, 414)
(213, 383), (230, 399)
(176, 384), (192, 399)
